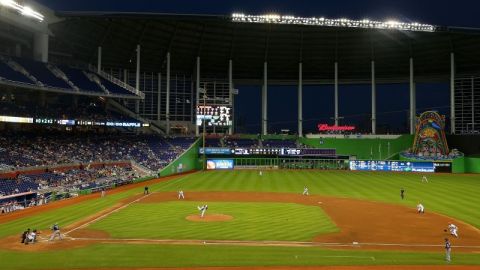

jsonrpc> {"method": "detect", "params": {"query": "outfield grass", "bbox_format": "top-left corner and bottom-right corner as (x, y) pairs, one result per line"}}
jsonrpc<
(89, 201), (337, 241)
(0, 170), (479, 269)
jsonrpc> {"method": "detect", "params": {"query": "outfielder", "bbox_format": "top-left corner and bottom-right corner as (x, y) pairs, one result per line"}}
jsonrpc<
(416, 203), (425, 214)
(259, 171), (263, 176)
(178, 190), (185, 199)
(197, 204), (208, 218)
(49, 223), (63, 241)
(422, 175), (429, 183)
(303, 186), (309, 196)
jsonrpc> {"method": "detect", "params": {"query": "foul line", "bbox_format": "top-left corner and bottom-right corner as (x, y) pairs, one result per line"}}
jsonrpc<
(64, 192), (153, 235)
(64, 237), (480, 249)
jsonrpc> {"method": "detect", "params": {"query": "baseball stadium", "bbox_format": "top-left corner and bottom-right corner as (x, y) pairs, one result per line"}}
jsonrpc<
(1, 1), (480, 270)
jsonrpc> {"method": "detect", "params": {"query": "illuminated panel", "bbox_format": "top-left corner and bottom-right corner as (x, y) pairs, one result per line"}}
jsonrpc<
(232, 13), (435, 32)
(196, 105), (232, 127)
(0, 115), (33, 123)
(0, 0), (44, 22)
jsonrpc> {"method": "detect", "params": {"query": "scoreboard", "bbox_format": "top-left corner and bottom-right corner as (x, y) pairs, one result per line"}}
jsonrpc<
(349, 160), (452, 173)
(199, 147), (336, 157)
(196, 105), (232, 126)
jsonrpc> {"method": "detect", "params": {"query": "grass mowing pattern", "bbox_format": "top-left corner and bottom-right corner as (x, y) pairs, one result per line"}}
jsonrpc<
(152, 170), (480, 228)
(89, 202), (337, 241)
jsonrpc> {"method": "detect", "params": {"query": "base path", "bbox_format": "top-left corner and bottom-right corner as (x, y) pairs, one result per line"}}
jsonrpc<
(141, 191), (480, 252)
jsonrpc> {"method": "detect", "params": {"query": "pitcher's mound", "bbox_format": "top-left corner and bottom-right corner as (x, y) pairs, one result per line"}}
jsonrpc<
(186, 214), (233, 222)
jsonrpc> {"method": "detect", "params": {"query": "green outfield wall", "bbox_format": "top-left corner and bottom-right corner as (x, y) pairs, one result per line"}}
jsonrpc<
(159, 138), (202, 177)
(299, 135), (414, 160)
(452, 157), (480, 174)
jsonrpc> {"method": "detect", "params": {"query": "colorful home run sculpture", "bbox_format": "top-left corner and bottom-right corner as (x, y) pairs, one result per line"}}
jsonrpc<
(412, 111), (449, 158)
(402, 111), (462, 160)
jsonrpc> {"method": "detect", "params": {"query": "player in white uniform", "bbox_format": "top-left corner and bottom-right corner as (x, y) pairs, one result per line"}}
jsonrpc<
(421, 175), (429, 183)
(416, 203), (425, 214)
(448, 223), (459, 238)
(197, 205), (208, 218)
(178, 190), (185, 199)
(303, 186), (309, 196)
(259, 171), (263, 176)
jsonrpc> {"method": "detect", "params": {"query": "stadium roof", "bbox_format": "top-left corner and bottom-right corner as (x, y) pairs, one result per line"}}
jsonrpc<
(49, 12), (480, 84)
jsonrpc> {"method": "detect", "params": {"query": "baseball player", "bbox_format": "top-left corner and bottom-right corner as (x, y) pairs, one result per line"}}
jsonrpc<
(445, 238), (452, 262)
(144, 186), (149, 195)
(259, 171), (263, 176)
(400, 188), (405, 200)
(422, 175), (429, 183)
(416, 203), (425, 214)
(101, 188), (106, 198)
(197, 204), (208, 218)
(21, 228), (30, 244)
(448, 223), (459, 238)
(49, 223), (63, 241)
(178, 190), (185, 199)
(303, 186), (309, 196)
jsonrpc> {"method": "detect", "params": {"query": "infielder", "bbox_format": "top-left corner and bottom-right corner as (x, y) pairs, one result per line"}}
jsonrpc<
(445, 238), (452, 262)
(416, 203), (425, 214)
(448, 223), (459, 238)
(178, 190), (185, 199)
(303, 186), (309, 196)
(49, 223), (63, 241)
(422, 175), (429, 183)
(197, 204), (208, 218)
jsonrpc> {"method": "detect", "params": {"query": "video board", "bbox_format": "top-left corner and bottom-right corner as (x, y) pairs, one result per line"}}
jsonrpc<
(196, 105), (232, 126)
(206, 159), (234, 170)
(349, 160), (451, 173)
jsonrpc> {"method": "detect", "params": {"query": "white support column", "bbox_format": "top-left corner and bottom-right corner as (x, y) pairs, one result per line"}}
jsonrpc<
(195, 56), (201, 137)
(298, 62), (303, 137)
(334, 61), (339, 126)
(135, 44), (141, 114)
(262, 61), (268, 135)
(33, 32), (48, 63)
(166, 52), (171, 135)
(409, 57), (416, 135)
(371, 60), (376, 135)
(157, 72), (162, 121)
(450, 52), (456, 134)
(228, 59), (234, 135)
(97, 46), (102, 73)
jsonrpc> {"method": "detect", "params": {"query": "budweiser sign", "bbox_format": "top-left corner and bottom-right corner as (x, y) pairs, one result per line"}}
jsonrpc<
(318, 124), (355, 131)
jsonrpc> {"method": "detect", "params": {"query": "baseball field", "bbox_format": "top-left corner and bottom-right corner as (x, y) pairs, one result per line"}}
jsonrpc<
(1, 170), (480, 270)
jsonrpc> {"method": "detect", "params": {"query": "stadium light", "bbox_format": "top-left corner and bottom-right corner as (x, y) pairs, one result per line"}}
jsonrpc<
(231, 13), (435, 32)
(0, 0), (44, 22)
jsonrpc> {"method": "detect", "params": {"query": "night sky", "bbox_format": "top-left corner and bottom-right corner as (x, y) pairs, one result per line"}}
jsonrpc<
(37, 0), (480, 134)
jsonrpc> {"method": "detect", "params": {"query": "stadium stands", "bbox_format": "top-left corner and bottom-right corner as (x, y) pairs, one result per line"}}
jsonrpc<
(0, 133), (195, 171)
(14, 58), (72, 90)
(0, 55), (138, 97)
(0, 98), (139, 124)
